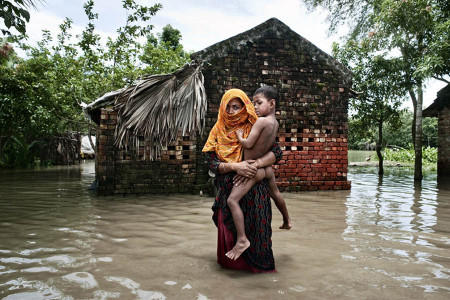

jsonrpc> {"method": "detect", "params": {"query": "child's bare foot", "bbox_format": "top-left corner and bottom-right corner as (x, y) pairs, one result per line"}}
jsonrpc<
(279, 219), (292, 230)
(226, 238), (250, 260)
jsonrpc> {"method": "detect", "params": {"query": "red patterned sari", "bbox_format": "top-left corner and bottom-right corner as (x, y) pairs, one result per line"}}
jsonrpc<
(205, 144), (282, 273)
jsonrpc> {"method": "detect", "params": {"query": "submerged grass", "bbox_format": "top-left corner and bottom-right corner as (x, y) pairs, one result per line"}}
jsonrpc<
(348, 149), (437, 174)
(349, 164), (437, 177)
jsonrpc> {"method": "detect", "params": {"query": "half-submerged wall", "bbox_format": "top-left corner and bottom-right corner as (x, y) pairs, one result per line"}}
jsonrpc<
(424, 84), (450, 177)
(96, 106), (206, 195)
(437, 106), (450, 176)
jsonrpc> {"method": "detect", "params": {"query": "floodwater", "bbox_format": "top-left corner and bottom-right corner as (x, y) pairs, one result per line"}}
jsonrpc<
(0, 162), (449, 300)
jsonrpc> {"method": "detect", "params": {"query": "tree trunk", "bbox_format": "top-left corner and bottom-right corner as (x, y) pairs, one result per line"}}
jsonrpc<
(414, 82), (423, 180)
(377, 118), (383, 175)
(409, 89), (417, 148)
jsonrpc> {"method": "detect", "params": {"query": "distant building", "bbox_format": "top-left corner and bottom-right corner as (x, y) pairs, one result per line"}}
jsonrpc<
(86, 18), (352, 195)
(423, 84), (450, 176)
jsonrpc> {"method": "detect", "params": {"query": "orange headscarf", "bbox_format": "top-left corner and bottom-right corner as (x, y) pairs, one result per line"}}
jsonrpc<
(202, 89), (258, 163)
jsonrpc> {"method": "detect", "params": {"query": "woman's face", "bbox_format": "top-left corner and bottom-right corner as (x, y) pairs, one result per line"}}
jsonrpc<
(226, 98), (244, 115)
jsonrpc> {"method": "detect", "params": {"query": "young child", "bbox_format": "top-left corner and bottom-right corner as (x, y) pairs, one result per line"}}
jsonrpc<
(226, 86), (292, 261)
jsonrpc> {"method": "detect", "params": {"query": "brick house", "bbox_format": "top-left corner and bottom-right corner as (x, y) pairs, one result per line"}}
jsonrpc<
(423, 84), (450, 176)
(86, 18), (352, 195)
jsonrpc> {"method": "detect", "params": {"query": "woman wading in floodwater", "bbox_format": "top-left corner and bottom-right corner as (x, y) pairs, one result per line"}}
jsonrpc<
(203, 89), (282, 272)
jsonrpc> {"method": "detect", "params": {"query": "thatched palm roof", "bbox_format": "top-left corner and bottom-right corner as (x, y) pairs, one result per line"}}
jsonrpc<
(83, 61), (207, 160)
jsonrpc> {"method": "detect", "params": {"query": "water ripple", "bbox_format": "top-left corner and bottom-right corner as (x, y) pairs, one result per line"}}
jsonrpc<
(0, 162), (449, 299)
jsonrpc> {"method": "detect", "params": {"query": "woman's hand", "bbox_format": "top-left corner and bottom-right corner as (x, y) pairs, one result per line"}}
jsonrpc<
(233, 159), (260, 186)
(233, 174), (250, 186)
(234, 160), (257, 178)
(236, 129), (244, 139)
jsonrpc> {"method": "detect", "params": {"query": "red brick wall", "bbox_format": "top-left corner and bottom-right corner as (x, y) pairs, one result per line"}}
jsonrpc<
(96, 107), (202, 195)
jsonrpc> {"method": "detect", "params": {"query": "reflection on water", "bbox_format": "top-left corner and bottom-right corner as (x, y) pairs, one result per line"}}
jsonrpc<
(343, 167), (450, 296)
(0, 163), (449, 299)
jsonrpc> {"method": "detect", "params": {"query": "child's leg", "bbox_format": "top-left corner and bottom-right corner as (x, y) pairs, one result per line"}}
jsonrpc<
(265, 166), (292, 230)
(226, 168), (266, 260)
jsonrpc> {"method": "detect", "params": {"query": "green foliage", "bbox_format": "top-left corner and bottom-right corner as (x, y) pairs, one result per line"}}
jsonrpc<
(383, 146), (437, 164)
(383, 147), (415, 163)
(0, 0), (42, 36)
(334, 40), (406, 156)
(303, 0), (450, 81)
(422, 116), (438, 147)
(382, 111), (413, 149)
(2, 136), (46, 167)
(350, 110), (438, 150)
(140, 25), (191, 74)
(303, 0), (449, 178)
(0, 0), (191, 168)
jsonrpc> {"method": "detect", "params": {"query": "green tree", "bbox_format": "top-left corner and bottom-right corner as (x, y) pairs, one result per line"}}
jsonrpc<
(0, 0), (44, 36)
(140, 24), (191, 75)
(383, 111), (413, 149)
(334, 40), (405, 174)
(104, 0), (162, 88)
(302, 0), (450, 180)
(160, 24), (182, 49)
(0, 0), (192, 167)
(351, 110), (438, 150)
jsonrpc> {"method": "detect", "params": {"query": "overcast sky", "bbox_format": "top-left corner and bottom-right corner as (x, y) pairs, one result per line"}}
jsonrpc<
(20, 0), (447, 108)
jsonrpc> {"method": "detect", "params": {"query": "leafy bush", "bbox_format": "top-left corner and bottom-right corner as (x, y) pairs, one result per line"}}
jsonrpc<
(2, 136), (46, 167)
(383, 147), (437, 164)
(422, 146), (438, 164)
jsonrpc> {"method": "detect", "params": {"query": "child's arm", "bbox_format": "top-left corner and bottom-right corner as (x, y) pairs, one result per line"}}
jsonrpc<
(236, 118), (266, 149)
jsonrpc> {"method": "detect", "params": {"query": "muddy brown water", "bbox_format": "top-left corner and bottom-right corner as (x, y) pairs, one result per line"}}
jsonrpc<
(0, 162), (449, 299)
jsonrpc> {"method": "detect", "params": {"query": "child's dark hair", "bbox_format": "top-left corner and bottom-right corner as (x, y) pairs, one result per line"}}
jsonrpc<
(253, 86), (279, 106)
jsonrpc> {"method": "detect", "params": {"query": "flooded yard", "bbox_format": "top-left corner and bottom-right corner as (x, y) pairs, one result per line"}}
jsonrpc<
(0, 162), (449, 299)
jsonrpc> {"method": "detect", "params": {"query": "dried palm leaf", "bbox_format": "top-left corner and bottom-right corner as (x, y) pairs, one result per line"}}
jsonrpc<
(114, 61), (207, 160)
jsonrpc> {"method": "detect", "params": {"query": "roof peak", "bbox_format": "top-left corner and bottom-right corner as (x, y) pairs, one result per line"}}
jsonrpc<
(191, 18), (351, 81)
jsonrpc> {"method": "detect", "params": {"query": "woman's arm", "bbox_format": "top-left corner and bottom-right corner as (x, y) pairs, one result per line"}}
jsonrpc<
(205, 151), (257, 177)
(233, 143), (283, 186)
(217, 161), (257, 177)
(251, 142), (283, 168)
(254, 151), (276, 169)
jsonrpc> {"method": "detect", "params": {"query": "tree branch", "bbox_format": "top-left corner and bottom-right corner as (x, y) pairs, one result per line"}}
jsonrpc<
(432, 76), (449, 84)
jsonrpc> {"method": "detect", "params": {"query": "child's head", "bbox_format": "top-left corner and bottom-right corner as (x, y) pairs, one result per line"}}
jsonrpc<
(253, 86), (279, 117)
